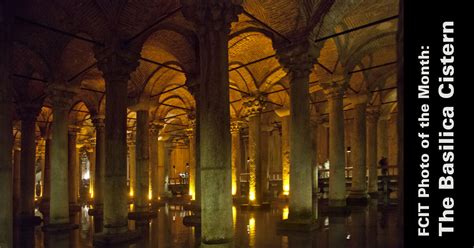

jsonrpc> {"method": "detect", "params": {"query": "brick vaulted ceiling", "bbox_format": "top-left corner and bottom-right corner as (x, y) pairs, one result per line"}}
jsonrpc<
(6, 0), (399, 140)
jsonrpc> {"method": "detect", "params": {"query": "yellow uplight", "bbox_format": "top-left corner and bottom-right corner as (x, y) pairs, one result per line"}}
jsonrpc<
(283, 184), (290, 195)
(249, 191), (256, 201)
(130, 188), (134, 197)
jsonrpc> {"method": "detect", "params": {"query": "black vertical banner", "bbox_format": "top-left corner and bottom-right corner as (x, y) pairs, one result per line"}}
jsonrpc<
(404, 0), (470, 246)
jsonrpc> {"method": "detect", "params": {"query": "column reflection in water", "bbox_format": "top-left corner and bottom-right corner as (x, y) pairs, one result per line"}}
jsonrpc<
(328, 215), (347, 248)
(367, 199), (378, 248)
(349, 206), (367, 248)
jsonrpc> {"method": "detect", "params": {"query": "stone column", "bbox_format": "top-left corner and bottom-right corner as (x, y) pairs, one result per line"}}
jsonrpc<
(186, 119), (196, 200)
(13, 145), (21, 219)
(367, 107), (379, 195)
(94, 48), (140, 241)
(92, 115), (105, 213)
(157, 131), (168, 198)
(182, 1), (242, 245)
(243, 95), (266, 205)
(18, 103), (41, 223)
(230, 120), (242, 197)
(160, 139), (172, 197)
(377, 117), (389, 162)
(275, 108), (290, 196)
(40, 136), (51, 214)
(68, 126), (81, 210)
(149, 123), (160, 203)
(44, 85), (77, 230)
(86, 144), (96, 201)
(188, 81), (201, 207)
(348, 96), (369, 203)
(277, 42), (317, 228)
(134, 110), (150, 213)
(323, 81), (347, 208)
(0, 7), (13, 246)
(128, 133), (136, 199)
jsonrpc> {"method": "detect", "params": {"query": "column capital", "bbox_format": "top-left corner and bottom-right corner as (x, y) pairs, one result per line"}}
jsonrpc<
(317, 115), (329, 126)
(17, 102), (42, 122)
(68, 125), (81, 135)
(181, 0), (243, 35)
(348, 94), (369, 106)
(242, 95), (266, 117)
(46, 85), (77, 110)
(92, 115), (105, 128)
(149, 123), (163, 136)
(127, 131), (136, 146)
(366, 106), (380, 123)
(321, 75), (347, 99)
(274, 107), (290, 118)
(276, 40), (319, 79)
(230, 120), (243, 134)
(95, 48), (140, 84)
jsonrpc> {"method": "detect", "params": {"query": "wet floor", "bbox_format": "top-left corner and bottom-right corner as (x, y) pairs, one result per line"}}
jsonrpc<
(17, 199), (400, 247)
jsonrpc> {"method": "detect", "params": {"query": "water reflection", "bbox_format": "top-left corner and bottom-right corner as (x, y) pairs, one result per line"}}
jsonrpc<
(19, 200), (400, 247)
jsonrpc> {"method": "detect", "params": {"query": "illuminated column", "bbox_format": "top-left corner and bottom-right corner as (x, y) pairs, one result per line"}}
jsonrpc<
(134, 110), (150, 213)
(44, 85), (77, 230)
(92, 115), (105, 213)
(366, 107), (379, 195)
(188, 82), (201, 207)
(128, 133), (136, 199)
(18, 103), (41, 223)
(13, 145), (21, 219)
(182, 1), (241, 244)
(275, 108), (290, 196)
(68, 126), (81, 210)
(230, 120), (242, 197)
(277, 42), (317, 227)
(348, 96), (369, 203)
(149, 123), (160, 203)
(86, 143), (96, 202)
(94, 48), (140, 241)
(323, 80), (347, 208)
(37, 139), (46, 199)
(243, 95), (266, 205)
(157, 129), (169, 198)
(40, 135), (51, 216)
(186, 117), (196, 200)
(377, 117), (389, 162)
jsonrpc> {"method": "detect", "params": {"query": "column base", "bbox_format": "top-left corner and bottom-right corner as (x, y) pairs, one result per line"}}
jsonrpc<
(201, 242), (233, 248)
(128, 211), (157, 221)
(347, 192), (369, 206)
(183, 214), (201, 227)
(19, 215), (42, 226)
(88, 206), (103, 217)
(240, 202), (271, 211)
(277, 218), (319, 233)
(42, 223), (79, 233)
(93, 230), (141, 246)
(368, 192), (379, 199)
(69, 203), (82, 213)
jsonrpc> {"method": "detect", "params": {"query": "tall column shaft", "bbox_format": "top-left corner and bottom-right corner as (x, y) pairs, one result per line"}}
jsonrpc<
(86, 146), (96, 201)
(128, 140), (136, 198)
(157, 139), (167, 197)
(149, 124), (160, 202)
(68, 127), (80, 205)
(99, 52), (139, 234)
(186, 125), (196, 200)
(327, 87), (346, 207)
(367, 109), (379, 194)
(13, 147), (21, 218)
(0, 100), (13, 247)
(349, 102), (368, 200)
(42, 138), (51, 203)
(92, 116), (105, 209)
(49, 88), (75, 225)
(182, 1), (241, 243)
(288, 71), (313, 220)
(377, 119), (389, 160)
(230, 121), (242, 197)
(248, 114), (261, 204)
(19, 115), (37, 218)
(135, 110), (150, 210)
(281, 115), (290, 195)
